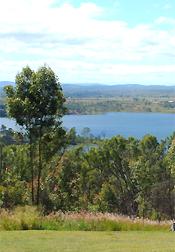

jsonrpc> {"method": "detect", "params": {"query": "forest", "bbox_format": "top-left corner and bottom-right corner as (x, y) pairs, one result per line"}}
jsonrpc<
(1, 124), (175, 220)
(0, 65), (175, 222)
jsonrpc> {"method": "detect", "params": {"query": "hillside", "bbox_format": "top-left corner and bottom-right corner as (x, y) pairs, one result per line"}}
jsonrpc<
(1, 82), (175, 98)
(62, 84), (175, 98)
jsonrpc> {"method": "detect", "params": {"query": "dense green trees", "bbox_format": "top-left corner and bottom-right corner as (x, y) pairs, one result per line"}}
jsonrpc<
(1, 122), (175, 219)
(29, 132), (175, 219)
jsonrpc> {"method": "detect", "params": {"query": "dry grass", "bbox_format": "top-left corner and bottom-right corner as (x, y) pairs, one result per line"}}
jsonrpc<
(0, 207), (171, 231)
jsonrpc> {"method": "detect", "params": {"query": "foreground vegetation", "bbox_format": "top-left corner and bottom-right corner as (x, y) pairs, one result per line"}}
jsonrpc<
(1, 125), (175, 220)
(0, 206), (169, 231)
(1, 65), (175, 223)
(1, 230), (175, 252)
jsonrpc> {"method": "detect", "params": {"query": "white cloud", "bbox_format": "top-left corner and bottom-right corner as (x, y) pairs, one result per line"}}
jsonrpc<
(1, 1), (175, 84)
(155, 16), (175, 25)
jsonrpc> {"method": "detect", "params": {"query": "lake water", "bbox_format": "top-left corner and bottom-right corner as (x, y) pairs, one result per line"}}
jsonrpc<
(1, 112), (175, 140)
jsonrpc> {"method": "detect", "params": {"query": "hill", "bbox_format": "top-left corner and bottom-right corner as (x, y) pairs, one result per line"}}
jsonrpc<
(1, 82), (175, 98)
(62, 84), (175, 98)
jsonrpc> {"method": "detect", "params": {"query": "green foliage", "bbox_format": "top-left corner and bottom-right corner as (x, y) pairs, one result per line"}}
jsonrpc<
(1, 127), (175, 220)
(4, 65), (66, 205)
(49, 134), (175, 219)
(1, 66), (175, 219)
(0, 173), (30, 208)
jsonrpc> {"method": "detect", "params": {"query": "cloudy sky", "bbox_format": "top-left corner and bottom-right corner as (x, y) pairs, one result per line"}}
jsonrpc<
(1, 0), (175, 85)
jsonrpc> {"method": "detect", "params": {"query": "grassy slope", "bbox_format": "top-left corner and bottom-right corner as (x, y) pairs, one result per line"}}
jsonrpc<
(0, 231), (175, 252)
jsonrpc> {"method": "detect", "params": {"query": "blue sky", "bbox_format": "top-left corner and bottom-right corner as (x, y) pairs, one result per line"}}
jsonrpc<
(1, 0), (175, 85)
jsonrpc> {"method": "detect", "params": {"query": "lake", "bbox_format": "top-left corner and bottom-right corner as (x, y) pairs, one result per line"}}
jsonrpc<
(1, 112), (175, 140)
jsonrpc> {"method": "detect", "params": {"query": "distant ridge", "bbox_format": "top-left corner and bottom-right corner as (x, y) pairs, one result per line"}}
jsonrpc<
(1, 81), (175, 98)
(62, 83), (175, 98)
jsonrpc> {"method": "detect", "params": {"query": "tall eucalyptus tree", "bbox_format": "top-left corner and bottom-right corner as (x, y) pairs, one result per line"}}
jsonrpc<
(5, 65), (66, 204)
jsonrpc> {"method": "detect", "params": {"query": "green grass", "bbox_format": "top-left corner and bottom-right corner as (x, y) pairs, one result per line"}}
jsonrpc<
(0, 231), (175, 252)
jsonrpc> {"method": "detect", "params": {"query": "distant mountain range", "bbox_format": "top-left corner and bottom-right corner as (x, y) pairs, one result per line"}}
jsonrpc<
(62, 83), (175, 97)
(0, 82), (175, 98)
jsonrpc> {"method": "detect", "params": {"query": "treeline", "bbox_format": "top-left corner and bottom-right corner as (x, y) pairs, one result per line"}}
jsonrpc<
(1, 124), (175, 220)
(66, 97), (175, 114)
(2, 98), (175, 116)
(1, 84), (175, 117)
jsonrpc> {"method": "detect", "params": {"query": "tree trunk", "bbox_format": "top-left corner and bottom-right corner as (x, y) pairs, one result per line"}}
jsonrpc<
(0, 144), (3, 179)
(36, 128), (42, 205)
(29, 132), (34, 204)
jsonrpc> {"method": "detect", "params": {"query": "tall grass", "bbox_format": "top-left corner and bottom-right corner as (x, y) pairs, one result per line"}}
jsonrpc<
(0, 207), (170, 231)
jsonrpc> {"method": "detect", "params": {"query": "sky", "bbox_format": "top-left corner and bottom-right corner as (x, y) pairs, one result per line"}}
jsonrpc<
(1, 0), (175, 85)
